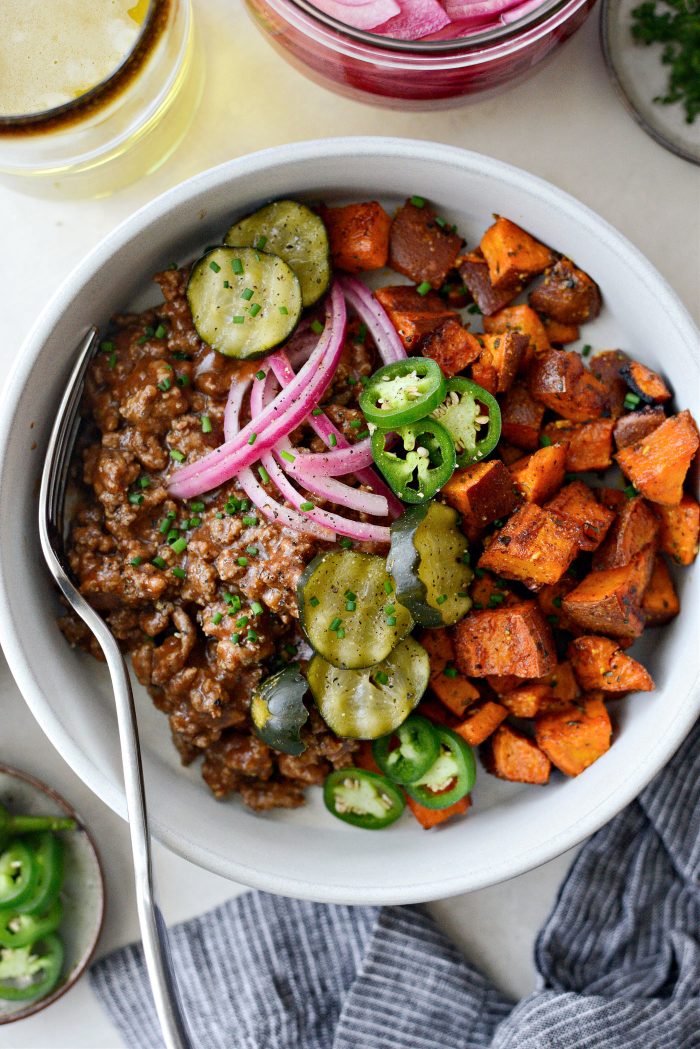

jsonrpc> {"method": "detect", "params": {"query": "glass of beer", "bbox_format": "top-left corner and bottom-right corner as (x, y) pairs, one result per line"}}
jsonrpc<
(0, 0), (202, 196)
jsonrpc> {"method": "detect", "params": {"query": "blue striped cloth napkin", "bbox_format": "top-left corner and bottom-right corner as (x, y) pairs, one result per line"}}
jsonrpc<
(91, 720), (700, 1049)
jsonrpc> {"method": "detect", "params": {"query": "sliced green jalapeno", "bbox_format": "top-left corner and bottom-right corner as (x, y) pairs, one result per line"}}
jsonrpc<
(360, 359), (447, 428)
(371, 418), (456, 504)
(0, 933), (64, 1001)
(372, 715), (440, 785)
(404, 726), (476, 810)
(431, 377), (501, 467)
(0, 843), (39, 910)
(14, 833), (64, 916)
(0, 898), (63, 949)
(324, 769), (405, 829)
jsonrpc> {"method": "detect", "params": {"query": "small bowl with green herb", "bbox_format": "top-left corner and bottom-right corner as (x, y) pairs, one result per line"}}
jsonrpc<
(0, 765), (104, 1024)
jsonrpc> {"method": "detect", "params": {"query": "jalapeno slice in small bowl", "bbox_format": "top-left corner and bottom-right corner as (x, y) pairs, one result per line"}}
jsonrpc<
(0, 933), (64, 1002)
(360, 359), (447, 429)
(324, 769), (405, 829)
(404, 726), (476, 810)
(0, 898), (63, 950)
(431, 377), (501, 467)
(0, 842), (39, 910)
(372, 715), (441, 785)
(371, 418), (456, 504)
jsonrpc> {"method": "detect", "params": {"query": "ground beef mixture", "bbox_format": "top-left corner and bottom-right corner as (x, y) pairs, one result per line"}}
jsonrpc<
(61, 267), (377, 810)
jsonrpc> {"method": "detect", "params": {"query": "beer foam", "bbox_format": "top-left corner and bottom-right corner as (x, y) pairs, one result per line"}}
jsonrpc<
(0, 1), (146, 117)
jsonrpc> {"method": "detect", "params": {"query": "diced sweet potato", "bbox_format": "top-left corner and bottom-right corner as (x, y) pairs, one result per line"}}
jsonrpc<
(471, 331), (528, 394)
(453, 701), (508, 746)
(454, 601), (557, 678)
(374, 285), (458, 351)
(534, 697), (611, 776)
(535, 660), (580, 703)
(613, 407), (666, 450)
(318, 201), (391, 273)
(621, 360), (672, 405)
(545, 481), (616, 552)
(440, 273), (471, 309)
(480, 217), (555, 290)
(389, 199), (463, 289)
(561, 545), (656, 640)
(483, 724), (551, 784)
(589, 350), (629, 419)
(406, 793), (471, 829)
(479, 503), (578, 588)
(537, 573), (581, 634)
(527, 348), (608, 422)
(486, 674), (523, 694)
(419, 628), (481, 717)
(541, 419), (615, 473)
(592, 496), (659, 570)
(615, 411), (700, 506)
(568, 636), (654, 692)
(421, 319), (481, 377)
(597, 486), (628, 513)
(642, 556), (680, 626)
(654, 494), (700, 565)
(483, 304), (550, 361)
(509, 444), (568, 504)
(418, 698), (456, 728)
(498, 441), (526, 466)
(456, 250), (522, 316)
(441, 460), (520, 541)
(418, 627), (452, 677)
(542, 317), (580, 345)
(469, 570), (518, 610)
(500, 383), (546, 450)
(529, 258), (602, 324)
(500, 683), (554, 718)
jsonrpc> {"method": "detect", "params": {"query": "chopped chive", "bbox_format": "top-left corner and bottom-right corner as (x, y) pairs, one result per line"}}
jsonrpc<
(493, 519), (505, 529)
(154, 323), (167, 339)
(336, 628), (346, 639)
(624, 484), (638, 499)
(242, 514), (257, 526)
(339, 538), (353, 549)
(249, 303), (261, 317)
(416, 281), (432, 296)
(176, 374), (190, 387)
(172, 567), (186, 579)
(539, 435), (553, 447)
(157, 377), (171, 391)
(170, 449), (185, 462)
(375, 671), (390, 685)
(280, 450), (295, 463)
(159, 518), (171, 533)
(355, 322), (368, 343)
(443, 666), (459, 679)
(248, 433), (257, 445)
(251, 601), (263, 616)
(488, 593), (505, 607)
(474, 567), (485, 579)
(328, 433), (337, 448)
(386, 616), (397, 626)
(255, 369), (266, 380)
(237, 556), (248, 567)
(100, 340), (115, 353)
(384, 580), (393, 594)
(216, 512), (224, 519)
(410, 195), (425, 208)
(457, 592), (470, 599)
(436, 594), (448, 605)
(201, 415), (212, 434)
(232, 258), (244, 274)
(384, 604), (395, 615)
(170, 537), (188, 554)
(209, 260), (221, 273)
(223, 280), (230, 289)
(246, 545), (258, 556)
(255, 235), (267, 250)
(166, 529), (179, 543)
(130, 556), (143, 567)
(144, 326), (155, 337)
(128, 492), (144, 506)
(258, 465), (270, 485)
(232, 316), (245, 325)
(467, 303), (483, 315)
(461, 551), (471, 564)
(139, 476), (150, 489)
(212, 612), (223, 625)
(547, 614), (559, 625)
(345, 601), (356, 612)
(329, 617), (342, 632)
(623, 393), (641, 410)
(309, 596), (320, 607)
(236, 616), (249, 628)
(137, 336), (148, 345)
(279, 305), (289, 315)
(311, 408), (323, 417)
(230, 633), (240, 644)
(349, 420), (362, 429)
(311, 320), (324, 335)
(247, 629), (258, 642)
(552, 596), (563, 608)
(582, 344), (592, 357)
(242, 288), (254, 301)
(347, 376), (358, 386)
(189, 517), (202, 528)
(300, 502), (314, 512)
(108, 352), (117, 368)
(356, 430), (370, 440)
(171, 351), (191, 361)
(152, 556), (166, 569)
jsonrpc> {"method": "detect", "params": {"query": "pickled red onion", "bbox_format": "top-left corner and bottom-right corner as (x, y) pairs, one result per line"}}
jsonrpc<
(337, 275), (406, 365)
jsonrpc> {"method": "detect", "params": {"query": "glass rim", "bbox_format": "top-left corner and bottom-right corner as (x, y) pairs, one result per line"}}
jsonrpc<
(0, 0), (165, 127)
(280, 0), (579, 52)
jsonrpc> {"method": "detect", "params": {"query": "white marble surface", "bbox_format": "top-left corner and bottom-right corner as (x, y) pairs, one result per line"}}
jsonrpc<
(0, 3), (698, 1046)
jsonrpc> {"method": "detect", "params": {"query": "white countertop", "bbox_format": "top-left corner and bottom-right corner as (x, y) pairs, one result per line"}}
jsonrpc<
(0, 4), (698, 1047)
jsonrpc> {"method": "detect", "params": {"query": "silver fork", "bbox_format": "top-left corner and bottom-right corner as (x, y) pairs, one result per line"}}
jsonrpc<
(38, 329), (193, 1049)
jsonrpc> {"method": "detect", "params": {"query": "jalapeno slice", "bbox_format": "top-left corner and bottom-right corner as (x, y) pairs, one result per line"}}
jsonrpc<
(251, 666), (310, 756)
(0, 843), (39, 910)
(404, 726), (476, 809)
(0, 898), (63, 950)
(324, 769), (405, 829)
(431, 378), (501, 467)
(371, 418), (456, 504)
(14, 833), (64, 916)
(0, 933), (64, 1001)
(360, 359), (447, 428)
(0, 804), (75, 852)
(372, 715), (441, 785)
(308, 636), (430, 740)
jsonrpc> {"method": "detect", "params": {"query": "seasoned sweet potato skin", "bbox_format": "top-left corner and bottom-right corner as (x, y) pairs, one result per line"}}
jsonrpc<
(421, 319), (481, 377)
(654, 494), (700, 565)
(500, 383), (546, 450)
(642, 556), (680, 626)
(374, 285), (458, 351)
(419, 629), (481, 717)
(480, 217), (555, 289)
(620, 360), (672, 405)
(442, 460), (520, 540)
(540, 418), (615, 474)
(561, 545), (656, 640)
(319, 201), (391, 273)
(471, 331), (528, 394)
(479, 503), (579, 588)
(543, 317), (580, 345)
(534, 697), (612, 776)
(453, 701), (508, 746)
(406, 794), (471, 829)
(613, 407), (666, 451)
(615, 410), (700, 506)
(527, 348), (609, 422)
(591, 496), (659, 570)
(389, 199), (463, 289)
(483, 724), (551, 784)
(509, 444), (567, 504)
(454, 601), (556, 678)
(568, 636), (654, 692)
(483, 304), (550, 360)
(529, 258), (602, 324)
(545, 482), (616, 553)
(457, 250), (521, 316)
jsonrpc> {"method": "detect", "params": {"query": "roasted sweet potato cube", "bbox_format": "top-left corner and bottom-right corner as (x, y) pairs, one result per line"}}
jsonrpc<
(456, 250), (522, 316)
(655, 494), (700, 565)
(592, 496), (659, 570)
(319, 201), (391, 273)
(421, 319), (481, 377)
(483, 724), (551, 784)
(500, 683), (553, 718)
(479, 504), (578, 588)
(442, 460), (520, 540)
(500, 383), (546, 450)
(454, 701), (508, 746)
(471, 331), (528, 394)
(589, 350), (629, 419)
(440, 273), (472, 309)
(536, 572), (581, 634)
(535, 660), (580, 703)
(374, 285), (459, 351)
(418, 627), (452, 677)
(545, 482), (616, 553)
(454, 601), (556, 678)
(389, 199), (463, 289)
(486, 674), (523, 694)
(642, 556), (680, 626)
(509, 444), (567, 504)
(529, 258), (602, 324)
(596, 487), (628, 513)
(535, 697), (611, 776)
(621, 360), (672, 405)
(542, 317), (580, 345)
(561, 545), (656, 640)
(527, 348), (608, 422)
(615, 410), (700, 506)
(483, 304), (550, 361)
(540, 418), (614, 473)
(480, 217), (555, 289)
(613, 407), (666, 450)
(419, 629), (481, 716)
(406, 794), (471, 829)
(568, 636), (654, 692)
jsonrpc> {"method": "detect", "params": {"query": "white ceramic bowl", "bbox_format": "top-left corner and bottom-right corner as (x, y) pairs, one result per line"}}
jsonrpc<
(0, 138), (698, 905)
